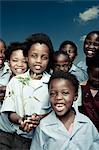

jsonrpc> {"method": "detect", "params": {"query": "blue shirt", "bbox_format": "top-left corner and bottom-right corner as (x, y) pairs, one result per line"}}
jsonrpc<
(30, 111), (99, 150)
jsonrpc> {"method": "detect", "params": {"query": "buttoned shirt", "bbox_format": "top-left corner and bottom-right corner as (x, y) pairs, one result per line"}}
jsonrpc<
(69, 63), (87, 83)
(30, 111), (99, 150)
(1, 70), (51, 138)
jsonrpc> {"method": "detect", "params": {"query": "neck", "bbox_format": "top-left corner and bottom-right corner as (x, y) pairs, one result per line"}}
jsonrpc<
(58, 109), (75, 126)
(30, 71), (43, 80)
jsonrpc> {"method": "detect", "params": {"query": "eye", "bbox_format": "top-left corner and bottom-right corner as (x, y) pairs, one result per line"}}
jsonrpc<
(62, 91), (69, 96)
(42, 55), (49, 60)
(50, 91), (56, 97)
(31, 54), (37, 58)
(12, 59), (18, 62)
(93, 42), (99, 46)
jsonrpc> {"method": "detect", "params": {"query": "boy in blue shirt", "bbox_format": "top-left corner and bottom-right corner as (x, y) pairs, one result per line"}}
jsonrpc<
(30, 72), (99, 150)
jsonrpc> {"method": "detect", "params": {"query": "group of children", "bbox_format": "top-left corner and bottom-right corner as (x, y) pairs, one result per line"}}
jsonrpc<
(0, 31), (99, 150)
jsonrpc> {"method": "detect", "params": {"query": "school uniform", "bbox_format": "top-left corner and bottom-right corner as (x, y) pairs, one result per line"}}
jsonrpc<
(30, 110), (99, 150)
(1, 70), (51, 149)
(77, 60), (88, 78)
(0, 62), (11, 87)
(69, 63), (87, 83)
(0, 62), (11, 107)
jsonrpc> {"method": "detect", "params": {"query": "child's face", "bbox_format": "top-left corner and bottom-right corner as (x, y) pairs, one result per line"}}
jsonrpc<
(49, 78), (76, 117)
(61, 44), (76, 62)
(84, 33), (99, 58)
(0, 41), (6, 68)
(9, 49), (27, 75)
(53, 54), (70, 73)
(88, 67), (99, 90)
(27, 43), (49, 74)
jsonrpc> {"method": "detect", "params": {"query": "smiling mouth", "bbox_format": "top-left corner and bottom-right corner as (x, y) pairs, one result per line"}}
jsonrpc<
(87, 50), (94, 54)
(55, 103), (65, 112)
(34, 65), (41, 70)
(15, 68), (24, 73)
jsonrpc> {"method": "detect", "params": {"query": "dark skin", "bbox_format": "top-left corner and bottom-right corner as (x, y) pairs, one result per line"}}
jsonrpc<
(9, 112), (50, 132)
(0, 86), (6, 101)
(84, 33), (99, 58)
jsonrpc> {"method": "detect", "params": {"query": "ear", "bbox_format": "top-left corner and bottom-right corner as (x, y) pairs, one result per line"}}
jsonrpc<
(74, 93), (78, 101)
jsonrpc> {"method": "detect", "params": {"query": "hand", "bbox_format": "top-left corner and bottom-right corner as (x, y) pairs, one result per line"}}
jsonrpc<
(19, 114), (40, 132)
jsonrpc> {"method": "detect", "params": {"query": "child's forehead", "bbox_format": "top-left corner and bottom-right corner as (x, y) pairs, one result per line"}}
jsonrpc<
(55, 54), (69, 60)
(87, 33), (99, 40)
(50, 78), (72, 86)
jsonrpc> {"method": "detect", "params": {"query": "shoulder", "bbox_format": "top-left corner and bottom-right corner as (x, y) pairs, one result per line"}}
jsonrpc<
(80, 80), (88, 86)
(42, 72), (51, 83)
(39, 111), (56, 126)
(76, 112), (95, 125)
(8, 71), (30, 85)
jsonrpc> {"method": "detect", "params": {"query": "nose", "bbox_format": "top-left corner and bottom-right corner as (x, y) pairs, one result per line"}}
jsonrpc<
(36, 56), (41, 63)
(56, 92), (63, 100)
(17, 61), (23, 67)
(88, 42), (95, 49)
(59, 66), (64, 71)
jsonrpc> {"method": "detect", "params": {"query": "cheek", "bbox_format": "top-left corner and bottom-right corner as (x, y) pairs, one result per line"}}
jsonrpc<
(42, 60), (49, 67)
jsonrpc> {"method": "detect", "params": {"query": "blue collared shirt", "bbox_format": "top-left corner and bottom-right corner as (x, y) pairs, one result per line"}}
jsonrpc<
(30, 111), (99, 150)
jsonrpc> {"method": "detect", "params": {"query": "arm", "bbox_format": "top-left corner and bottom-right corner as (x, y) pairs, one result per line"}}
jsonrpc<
(0, 85), (6, 101)
(9, 112), (41, 132)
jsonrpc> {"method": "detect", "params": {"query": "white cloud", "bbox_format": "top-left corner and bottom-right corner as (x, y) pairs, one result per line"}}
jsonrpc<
(79, 6), (99, 22)
(80, 35), (86, 41)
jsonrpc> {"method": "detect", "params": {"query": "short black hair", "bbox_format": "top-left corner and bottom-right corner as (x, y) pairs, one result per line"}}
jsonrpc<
(53, 50), (70, 61)
(84, 31), (99, 46)
(5, 42), (27, 60)
(48, 71), (79, 94)
(59, 40), (77, 56)
(24, 33), (54, 73)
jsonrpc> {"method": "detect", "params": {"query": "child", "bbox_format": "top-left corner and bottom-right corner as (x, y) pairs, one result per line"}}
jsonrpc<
(6, 42), (28, 77)
(30, 71), (99, 150)
(0, 42), (28, 150)
(0, 39), (11, 103)
(52, 50), (86, 83)
(52, 51), (71, 73)
(79, 56), (99, 132)
(59, 40), (77, 62)
(1, 33), (54, 149)
(59, 40), (87, 82)
(77, 31), (99, 73)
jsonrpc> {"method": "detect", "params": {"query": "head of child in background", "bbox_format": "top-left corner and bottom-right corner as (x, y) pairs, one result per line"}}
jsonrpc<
(5, 42), (28, 76)
(0, 39), (6, 69)
(86, 56), (99, 90)
(84, 31), (99, 58)
(59, 40), (77, 62)
(48, 71), (79, 117)
(52, 51), (71, 73)
(24, 33), (54, 78)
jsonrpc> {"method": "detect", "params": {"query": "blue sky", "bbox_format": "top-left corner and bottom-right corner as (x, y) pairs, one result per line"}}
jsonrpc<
(0, 0), (99, 63)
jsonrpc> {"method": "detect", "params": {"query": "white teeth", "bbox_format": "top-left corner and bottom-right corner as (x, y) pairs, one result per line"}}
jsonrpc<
(35, 66), (41, 69)
(55, 104), (65, 111)
(16, 69), (23, 73)
(88, 51), (93, 54)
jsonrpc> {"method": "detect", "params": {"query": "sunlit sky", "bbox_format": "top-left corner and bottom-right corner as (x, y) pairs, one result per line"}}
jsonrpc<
(1, 0), (99, 63)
